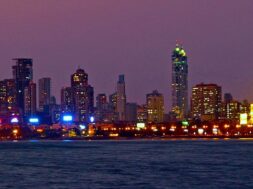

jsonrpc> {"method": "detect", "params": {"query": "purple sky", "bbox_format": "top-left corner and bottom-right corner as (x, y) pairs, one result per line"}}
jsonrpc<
(0, 0), (253, 112)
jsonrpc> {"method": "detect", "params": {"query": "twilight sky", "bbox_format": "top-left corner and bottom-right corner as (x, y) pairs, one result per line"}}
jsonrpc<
(0, 0), (253, 112)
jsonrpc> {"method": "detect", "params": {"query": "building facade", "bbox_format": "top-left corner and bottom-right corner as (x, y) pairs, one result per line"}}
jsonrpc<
(191, 83), (222, 121)
(0, 79), (17, 113)
(116, 75), (126, 121)
(38, 77), (51, 112)
(126, 103), (137, 122)
(61, 87), (74, 113)
(12, 58), (33, 114)
(71, 68), (94, 123)
(171, 44), (188, 120)
(95, 94), (108, 122)
(147, 90), (164, 123)
(24, 81), (37, 116)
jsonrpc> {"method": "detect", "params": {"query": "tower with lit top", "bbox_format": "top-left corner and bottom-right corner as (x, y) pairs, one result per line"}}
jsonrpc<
(171, 43), (188, 120)
(70, 68), (94, 123)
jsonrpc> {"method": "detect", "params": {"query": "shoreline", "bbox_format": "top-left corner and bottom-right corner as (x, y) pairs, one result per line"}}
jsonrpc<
(1, 135), (253, 141)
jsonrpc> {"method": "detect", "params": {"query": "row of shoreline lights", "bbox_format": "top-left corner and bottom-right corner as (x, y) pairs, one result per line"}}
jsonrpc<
(4, 113), (252, 129)
(62, 114), (95, 123)
(6, 114), (95, 126)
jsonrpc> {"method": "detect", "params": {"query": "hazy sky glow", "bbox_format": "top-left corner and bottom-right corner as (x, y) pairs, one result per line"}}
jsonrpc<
(0, 0), (253, 111)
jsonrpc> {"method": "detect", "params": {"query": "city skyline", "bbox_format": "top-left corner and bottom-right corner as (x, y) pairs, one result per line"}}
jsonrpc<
(0, 2), (252, 189)
(0, 1), (252, 111)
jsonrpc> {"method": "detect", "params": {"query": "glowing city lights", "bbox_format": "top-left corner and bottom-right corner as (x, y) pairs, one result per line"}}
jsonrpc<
(10, 117), (19, 123)
(29, 117), (39, 124)
(240, 113), (248, 125)
(89, 116), (95, 123)
(63, 115), (73, 122)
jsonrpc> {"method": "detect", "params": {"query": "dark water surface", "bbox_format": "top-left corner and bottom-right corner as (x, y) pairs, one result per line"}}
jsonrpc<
(0, 139), (252, 189)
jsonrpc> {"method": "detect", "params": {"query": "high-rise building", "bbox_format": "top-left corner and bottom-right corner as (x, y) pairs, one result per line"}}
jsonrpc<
(171, 44), (188, 120)
(24, 81), (37, 116)
(38, 77), (51, 111)
(0, 79), (17, 113)
(12, 58), (33, 113)
(96, 94), (107, 109)
(109, 92), (117, 110)
(126, 103), (137, 122)
(146, 90), (164, 123)
(240, 100), (250, 114)
(108, 92), (118, 122)
(61, 87), (74, 113)
(225, 100), (240, 120)
(191, 83), (222, 121)
(71, 68), (94, 123)
(95, 94), (107, 122)
(116, 75), (126, 121)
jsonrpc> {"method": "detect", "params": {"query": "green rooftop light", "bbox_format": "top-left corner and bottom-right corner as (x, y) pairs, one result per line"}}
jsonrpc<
(180, 49), (186, 57)
(182, 120), (189, 126)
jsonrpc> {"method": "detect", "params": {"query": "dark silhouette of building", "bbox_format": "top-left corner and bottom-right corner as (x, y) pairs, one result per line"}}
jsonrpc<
(126, 103), (137, 122)
(38, 77), (51, 112)
(61, 87), (74, 113)
(24, 81), (36, 116)
(95, 94), (108, 122)
(116, 75), (126, 121)
(224, 93), (233, 103)
(12, 58), (33, 114)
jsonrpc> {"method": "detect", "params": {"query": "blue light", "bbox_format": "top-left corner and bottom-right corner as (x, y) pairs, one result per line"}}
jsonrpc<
(63, 115), (73, 122)
(11, 117), (19, 123)
(79, 125), (86, 130)
(90, 116), (95, 123)
(29, 118), (39, 124)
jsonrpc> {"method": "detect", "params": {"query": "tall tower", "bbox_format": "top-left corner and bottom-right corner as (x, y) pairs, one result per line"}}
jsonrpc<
(95, 94), (107, 122)
(61, 87), (74, 113)
(12, 58), (33, 113)
(116, 75), (126, 121)
(71, 68), (94, 123)
(171, 44), (188, 120)
(38, 77), (51, 111)
(24, 81), (37, 116)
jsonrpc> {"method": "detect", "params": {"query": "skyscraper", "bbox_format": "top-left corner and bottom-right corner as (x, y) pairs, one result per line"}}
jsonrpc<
(12, 58), (33, 113)
(171, 44), (188, 120)
(61, 87), (74, 113)
(24, 81), (37, 116)
(95, 94), (107, 122)
(191, 83), (222, 121)
(71, 68), (94, 123)
(109, 92), (118, 122)
(146, 90), (164, 123)
(116, 75), (126, 121)
(38, 77), (51, 111)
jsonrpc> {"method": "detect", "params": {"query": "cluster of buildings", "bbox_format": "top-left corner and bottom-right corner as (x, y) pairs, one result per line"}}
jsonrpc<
(0, 44), (252, 130)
